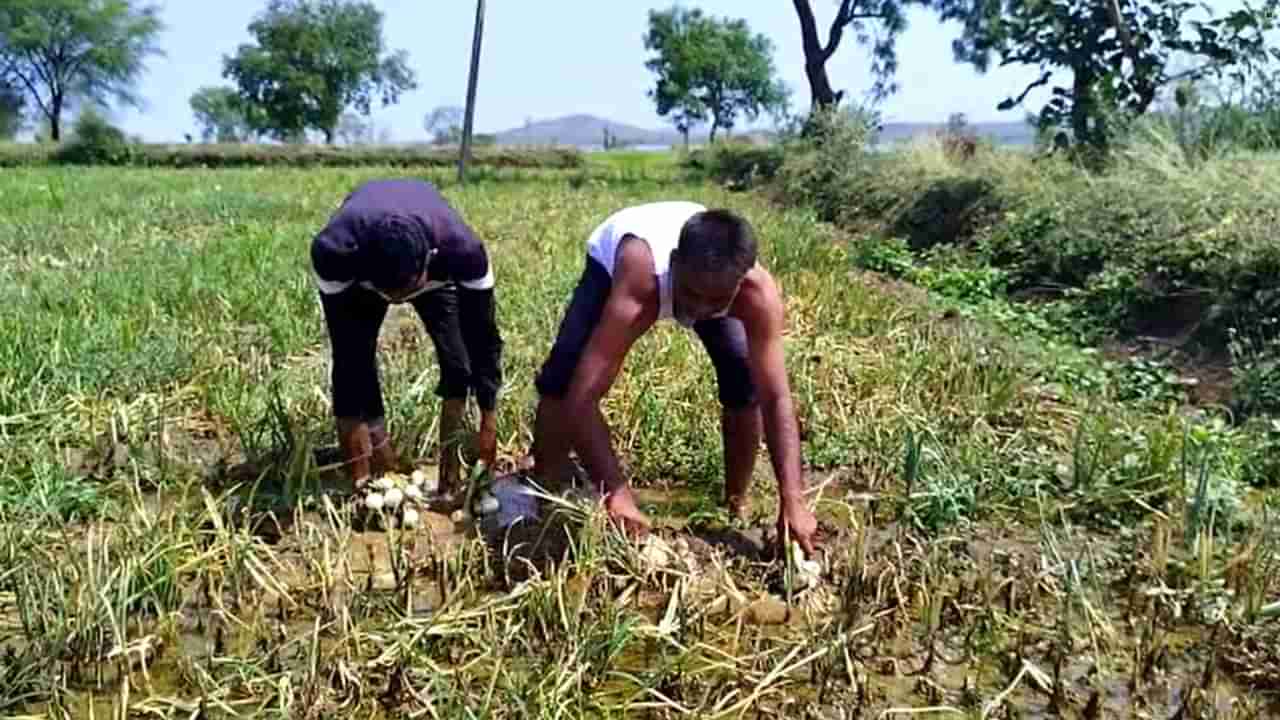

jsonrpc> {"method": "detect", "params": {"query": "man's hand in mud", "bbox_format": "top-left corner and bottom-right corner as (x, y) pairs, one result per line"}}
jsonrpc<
(604, 486), (651, 538)
(778, 498), (819, 558)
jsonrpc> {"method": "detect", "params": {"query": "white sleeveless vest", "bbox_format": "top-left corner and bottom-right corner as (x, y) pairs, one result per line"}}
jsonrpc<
(585, 201), (706, 323)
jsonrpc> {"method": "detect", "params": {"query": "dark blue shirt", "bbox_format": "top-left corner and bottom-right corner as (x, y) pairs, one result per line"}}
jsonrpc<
(311, 178), (493, 295)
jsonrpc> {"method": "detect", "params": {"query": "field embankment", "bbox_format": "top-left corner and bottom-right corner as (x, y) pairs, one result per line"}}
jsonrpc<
(691, 119), (1280, 427)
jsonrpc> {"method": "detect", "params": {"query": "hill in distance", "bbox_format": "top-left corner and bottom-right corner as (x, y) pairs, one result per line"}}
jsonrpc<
(492, 113), (702, 147)
(490, 113), (1037, 148)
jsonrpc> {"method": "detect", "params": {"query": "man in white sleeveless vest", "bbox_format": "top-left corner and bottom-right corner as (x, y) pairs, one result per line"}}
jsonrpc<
(529, 202), (819, 558)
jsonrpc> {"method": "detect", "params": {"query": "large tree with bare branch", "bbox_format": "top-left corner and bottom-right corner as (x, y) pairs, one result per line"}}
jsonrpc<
(0, 0), (163, 141)
(936, 0), (1280, 156)
(791, 0), (918, 110)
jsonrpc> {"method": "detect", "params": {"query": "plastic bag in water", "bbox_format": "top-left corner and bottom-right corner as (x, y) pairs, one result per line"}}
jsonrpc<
(488, 475), (541, 528)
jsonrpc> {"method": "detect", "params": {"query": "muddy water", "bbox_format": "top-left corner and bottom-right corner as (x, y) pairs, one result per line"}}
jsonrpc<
(5, 471), (1279, 719)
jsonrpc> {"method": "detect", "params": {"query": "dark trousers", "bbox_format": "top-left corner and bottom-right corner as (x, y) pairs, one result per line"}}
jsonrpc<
(534, 256), (757, 409)
(320, 284), (502, 420)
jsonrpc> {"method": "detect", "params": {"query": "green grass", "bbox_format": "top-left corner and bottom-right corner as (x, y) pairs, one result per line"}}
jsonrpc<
(0, 163), (1277, 717)
(0, 141), (586, 169)
(0, 163), (1149, 522)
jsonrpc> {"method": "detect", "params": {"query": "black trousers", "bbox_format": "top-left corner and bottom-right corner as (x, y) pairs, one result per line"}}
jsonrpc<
(534, 256), (757, 410)
(320, 284), (503, 421)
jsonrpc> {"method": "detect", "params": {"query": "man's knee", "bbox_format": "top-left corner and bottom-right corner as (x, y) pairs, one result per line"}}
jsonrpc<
(696, 318), (756, 410)
(435, 361), (473, 400)
(718, 379), (758, 412)
(534, 355), (574, 398)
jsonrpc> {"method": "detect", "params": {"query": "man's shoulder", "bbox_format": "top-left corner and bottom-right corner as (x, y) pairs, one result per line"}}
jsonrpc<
(613, 234), (657, 276)
(604, 201), (704, 231)
(602, 237), (658, 310)
(734, 265), (784, 321)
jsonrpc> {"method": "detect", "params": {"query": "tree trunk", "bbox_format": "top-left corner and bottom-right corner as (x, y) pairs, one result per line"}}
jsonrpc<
(709, 120), (719, 143)
(804, 60), (843, 109)
(1070, 68), (1112, 165)
(793, 0), (846, 110)
(49, 94), (62, 142)
(323, 127), (335, 145)
(1071, 69), (1098, 151)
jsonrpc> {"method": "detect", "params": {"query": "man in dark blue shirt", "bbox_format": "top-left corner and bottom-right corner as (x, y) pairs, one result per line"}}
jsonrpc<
(311, 178), (503, 498)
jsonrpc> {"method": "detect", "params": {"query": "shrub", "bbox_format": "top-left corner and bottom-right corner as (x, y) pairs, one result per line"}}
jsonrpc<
(759, 109), (1280, 359)
(682, 142), (785, 189)
(771, 104), (878, 223)
(53, 110), (135, 165)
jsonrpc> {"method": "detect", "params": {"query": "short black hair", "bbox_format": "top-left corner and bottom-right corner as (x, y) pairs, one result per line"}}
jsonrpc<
(362, 213), (434, 291)
(676, 209), (757, 277)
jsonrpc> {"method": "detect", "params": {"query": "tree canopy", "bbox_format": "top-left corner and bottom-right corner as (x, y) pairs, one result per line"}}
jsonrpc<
(221, 0), (417, 144)
(938, 0), (1280, 155)
(0, 0), (164, 141)
(189, 85), (259, 143)
(644, 6), (789, 143)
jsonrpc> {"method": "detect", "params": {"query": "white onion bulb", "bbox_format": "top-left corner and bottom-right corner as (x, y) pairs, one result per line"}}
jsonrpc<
(402, 508), (420, 529)
(383, 488), (403, 509)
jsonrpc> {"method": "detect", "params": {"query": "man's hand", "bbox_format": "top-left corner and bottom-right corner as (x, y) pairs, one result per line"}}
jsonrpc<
(604, 486), (652, 537)
(778, 496), (819, 558)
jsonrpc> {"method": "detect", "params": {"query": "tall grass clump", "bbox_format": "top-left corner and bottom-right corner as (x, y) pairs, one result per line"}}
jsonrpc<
(746, 110), (1280, 379)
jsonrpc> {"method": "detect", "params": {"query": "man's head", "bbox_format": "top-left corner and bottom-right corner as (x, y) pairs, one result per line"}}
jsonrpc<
(670, 209), (757, 326)
(363, 213), (435, 302)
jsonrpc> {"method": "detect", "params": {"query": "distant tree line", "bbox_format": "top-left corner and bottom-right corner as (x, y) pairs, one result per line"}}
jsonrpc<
(2, 0), (1277, 161)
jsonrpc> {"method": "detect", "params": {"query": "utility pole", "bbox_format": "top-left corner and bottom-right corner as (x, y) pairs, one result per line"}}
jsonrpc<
(458, 0), (485, 184)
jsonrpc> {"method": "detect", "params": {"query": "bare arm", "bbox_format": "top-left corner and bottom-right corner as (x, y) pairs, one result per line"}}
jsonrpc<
(740, 274), (806, 507)
(563, 239), (656, 495)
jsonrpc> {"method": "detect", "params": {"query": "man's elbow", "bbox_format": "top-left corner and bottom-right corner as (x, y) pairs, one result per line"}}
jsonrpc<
(564, 385), (602, 419)
(757, 384), (792, 417)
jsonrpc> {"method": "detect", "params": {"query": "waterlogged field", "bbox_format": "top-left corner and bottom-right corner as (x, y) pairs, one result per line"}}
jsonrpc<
(0, 159), (1277, 718)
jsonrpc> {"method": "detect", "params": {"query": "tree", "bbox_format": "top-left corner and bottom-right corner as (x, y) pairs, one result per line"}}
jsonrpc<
(937, 0), (1280, 157)
(222, 0), (417, 145)
(336, 111), (374, 145)
(189, 85), (258, 143)
(792, 0), (928, 111)
(424, 105), (463, 145)
(0, 0), (163, 141)
(644, 6), (790, 144)
(0, 78), (23, 140)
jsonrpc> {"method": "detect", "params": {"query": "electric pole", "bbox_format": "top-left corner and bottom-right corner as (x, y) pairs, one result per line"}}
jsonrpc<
(458, 0), (485, 183)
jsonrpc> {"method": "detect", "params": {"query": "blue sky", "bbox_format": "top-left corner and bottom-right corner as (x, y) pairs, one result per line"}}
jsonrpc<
(108, 0), (1243, 142)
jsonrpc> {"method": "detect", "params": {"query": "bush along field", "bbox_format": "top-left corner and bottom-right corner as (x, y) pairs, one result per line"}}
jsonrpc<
(0, 154), (1278, 718)
(695, 109), (1280, 460)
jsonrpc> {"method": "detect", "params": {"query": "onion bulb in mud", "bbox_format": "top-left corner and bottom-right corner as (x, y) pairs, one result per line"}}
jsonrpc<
(404, 485), (423, 502)
(402, 508), (420, 529)
(789, 542), (822, 589)
(373, 477), (394, 491)
(411, 469), (427, 486)
(475, 494), (500, 515)
(384, 487), (403, 509)
(365, 492), (385, 511)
